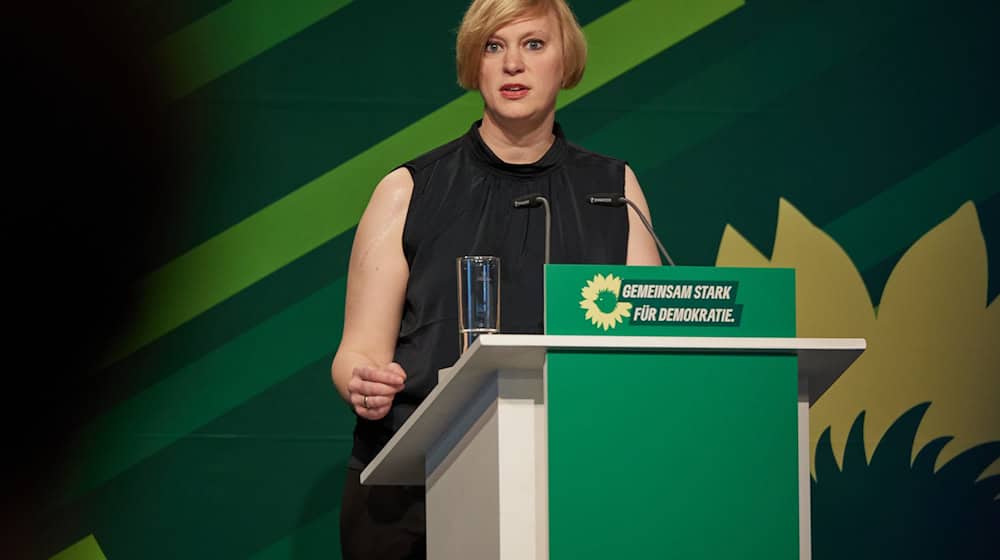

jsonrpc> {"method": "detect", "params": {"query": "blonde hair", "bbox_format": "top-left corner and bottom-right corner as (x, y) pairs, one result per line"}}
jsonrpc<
(456, 0), (587, 90)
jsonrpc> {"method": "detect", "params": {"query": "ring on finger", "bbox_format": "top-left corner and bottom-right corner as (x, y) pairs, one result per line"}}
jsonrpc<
(363, 395), (369, 409)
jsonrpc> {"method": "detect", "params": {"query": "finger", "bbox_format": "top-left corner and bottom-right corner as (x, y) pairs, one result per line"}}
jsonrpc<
(351, 393), (393, 409)
(350, 380), (402, 396)
(353, 364), (406, 386)
(359, 366), (405, 386)
(368, 405), (391, 420)
(379, 364), (406, 385)
(354, 404), (391, 421)
(385, 362), (408, 381)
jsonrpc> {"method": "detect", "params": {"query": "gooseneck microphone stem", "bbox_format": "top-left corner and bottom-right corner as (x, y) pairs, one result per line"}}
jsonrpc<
(621, 198), (675, 266)
(539, 196), (551, 265)
(586, 193), (676, 266)
(512, 193), (551, 265)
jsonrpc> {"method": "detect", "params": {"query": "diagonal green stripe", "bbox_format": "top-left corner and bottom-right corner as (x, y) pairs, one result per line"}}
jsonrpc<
(110, 0), (744, 366)
(50, 535), (107, 560)
(825, 124), (1000, 270)
(578, 0), (877, 177)
(559, 0), (744, 107)
(156, 0), (353, 99)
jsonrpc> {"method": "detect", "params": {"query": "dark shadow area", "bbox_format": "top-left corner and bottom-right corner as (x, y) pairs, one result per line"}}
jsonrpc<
(977, 192), (1000, 303)
(5, 3), (182, 556)
(813, 403), (1000, 559)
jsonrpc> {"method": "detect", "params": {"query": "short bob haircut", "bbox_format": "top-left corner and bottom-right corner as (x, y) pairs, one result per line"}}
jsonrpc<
(456, 0), (587, 90)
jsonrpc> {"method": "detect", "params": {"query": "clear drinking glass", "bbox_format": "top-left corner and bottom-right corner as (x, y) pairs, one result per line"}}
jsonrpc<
(457, 256), (500, 353)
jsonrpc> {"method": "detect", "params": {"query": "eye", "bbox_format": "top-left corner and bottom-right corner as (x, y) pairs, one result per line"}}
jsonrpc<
(484, 41), (503, 53)
(525, 39), (544, 50)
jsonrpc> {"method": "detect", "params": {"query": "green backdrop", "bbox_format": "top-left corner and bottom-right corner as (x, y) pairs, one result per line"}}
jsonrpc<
(37, 0), (998, 558)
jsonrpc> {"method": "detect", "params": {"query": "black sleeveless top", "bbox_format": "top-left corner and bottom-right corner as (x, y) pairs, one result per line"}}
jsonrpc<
(351, 121), (629, 465)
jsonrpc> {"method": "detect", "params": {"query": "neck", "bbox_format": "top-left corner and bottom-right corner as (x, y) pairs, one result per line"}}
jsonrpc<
(478, 111), (556, 164)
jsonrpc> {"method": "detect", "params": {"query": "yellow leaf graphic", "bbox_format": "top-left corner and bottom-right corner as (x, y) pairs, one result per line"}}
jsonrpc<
(717, 199), (1000, 476)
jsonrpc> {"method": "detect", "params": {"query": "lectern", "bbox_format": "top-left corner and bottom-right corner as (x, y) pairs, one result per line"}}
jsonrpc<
(362, 266), (865, 560)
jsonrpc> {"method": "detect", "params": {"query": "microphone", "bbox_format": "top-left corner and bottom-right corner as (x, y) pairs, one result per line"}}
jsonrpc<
(512, 193), (551, 265)
(587, 193), (676, 266)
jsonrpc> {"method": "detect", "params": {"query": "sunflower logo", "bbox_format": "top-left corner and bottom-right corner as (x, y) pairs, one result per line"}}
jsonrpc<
(579, 273), (633, 330)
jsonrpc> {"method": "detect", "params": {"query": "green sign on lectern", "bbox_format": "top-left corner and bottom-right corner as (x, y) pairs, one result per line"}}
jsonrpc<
(544, 265), (799, 560)
(546, 264), (794, 337)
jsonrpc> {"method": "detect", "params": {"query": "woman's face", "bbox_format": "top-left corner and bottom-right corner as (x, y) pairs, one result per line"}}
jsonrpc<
(478, 11), (564, 125)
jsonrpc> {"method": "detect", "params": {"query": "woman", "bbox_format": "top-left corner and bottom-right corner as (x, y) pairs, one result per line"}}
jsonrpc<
(332, 0), (660, 557)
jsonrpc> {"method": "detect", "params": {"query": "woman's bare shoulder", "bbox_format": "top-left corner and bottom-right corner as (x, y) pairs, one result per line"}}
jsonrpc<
(365, 167), (415, 219)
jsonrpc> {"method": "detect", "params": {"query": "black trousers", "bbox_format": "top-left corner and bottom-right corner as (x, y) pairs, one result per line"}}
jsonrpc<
(340, 466), (426, 560)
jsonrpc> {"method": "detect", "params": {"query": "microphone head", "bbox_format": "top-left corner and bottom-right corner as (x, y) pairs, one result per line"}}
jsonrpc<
(586, 193), (627, 207)
(512, 193), (545, 209)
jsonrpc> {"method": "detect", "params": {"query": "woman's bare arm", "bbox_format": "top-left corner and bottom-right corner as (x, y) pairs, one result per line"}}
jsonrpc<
(624, 165), (662, 265)
(331, 167), (414, 419)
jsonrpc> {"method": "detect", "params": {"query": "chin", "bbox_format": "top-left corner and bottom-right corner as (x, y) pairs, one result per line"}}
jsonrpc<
(496, 109), (537, 122)
(489, 102), (546, 123)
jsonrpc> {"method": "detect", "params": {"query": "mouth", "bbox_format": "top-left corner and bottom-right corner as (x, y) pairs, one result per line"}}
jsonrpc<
(500, 84), (530, 99)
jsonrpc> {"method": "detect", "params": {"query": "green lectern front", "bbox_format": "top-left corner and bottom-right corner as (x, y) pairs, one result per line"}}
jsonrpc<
(360, 265), (865, 560)
(545, 265), (797, 560)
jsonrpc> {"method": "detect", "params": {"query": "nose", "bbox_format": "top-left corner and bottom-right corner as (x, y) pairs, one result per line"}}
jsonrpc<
(503, 48), (524, 75)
